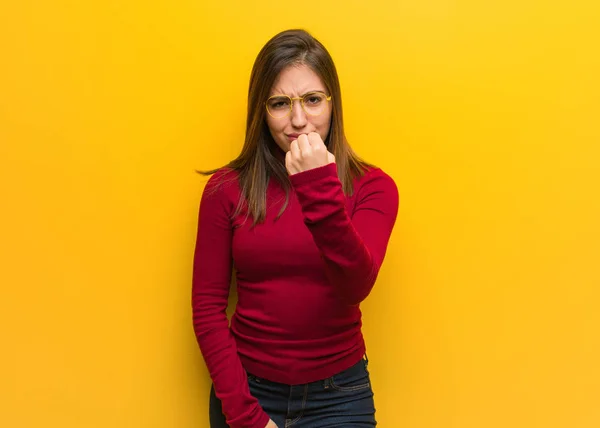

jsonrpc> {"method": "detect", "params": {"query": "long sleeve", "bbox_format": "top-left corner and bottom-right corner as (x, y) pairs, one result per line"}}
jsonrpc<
(289, 163), (399, 305)
(192, 170), (270, 428)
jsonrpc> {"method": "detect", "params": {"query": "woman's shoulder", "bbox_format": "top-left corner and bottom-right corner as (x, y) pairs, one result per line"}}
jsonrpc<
(355, 164), (397, 192)
(207, 166), (240, 184)
(351, 164), (399, 206)
(202, 167), (241, 200)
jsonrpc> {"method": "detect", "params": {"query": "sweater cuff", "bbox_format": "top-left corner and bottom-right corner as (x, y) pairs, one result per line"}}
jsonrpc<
(289, 162), (338, 188)
(253, 412), (271, 428)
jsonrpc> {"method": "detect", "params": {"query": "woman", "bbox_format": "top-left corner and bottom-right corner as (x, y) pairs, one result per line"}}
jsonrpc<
(192, 29), (398, 428)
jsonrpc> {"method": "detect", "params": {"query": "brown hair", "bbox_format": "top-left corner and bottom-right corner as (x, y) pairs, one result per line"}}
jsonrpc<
(198, 29), (372, 225)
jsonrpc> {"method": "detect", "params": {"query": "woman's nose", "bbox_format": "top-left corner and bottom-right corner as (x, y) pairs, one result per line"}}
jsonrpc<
(290, 100), (308, 128)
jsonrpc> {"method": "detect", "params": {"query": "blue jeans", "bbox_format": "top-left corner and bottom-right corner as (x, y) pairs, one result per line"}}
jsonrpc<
(209, 357), (377, 427)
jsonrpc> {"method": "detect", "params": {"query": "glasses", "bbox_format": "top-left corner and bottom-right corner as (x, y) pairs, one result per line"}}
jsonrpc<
(266, 91), (332, 119)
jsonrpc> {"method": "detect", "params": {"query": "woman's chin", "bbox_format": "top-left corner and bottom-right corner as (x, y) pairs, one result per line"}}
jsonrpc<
(276, 141), (291, 152)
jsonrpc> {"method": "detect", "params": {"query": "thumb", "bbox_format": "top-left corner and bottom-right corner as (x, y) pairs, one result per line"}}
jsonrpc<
(285, 150), (293, 175)
(327, 151), (336, 164)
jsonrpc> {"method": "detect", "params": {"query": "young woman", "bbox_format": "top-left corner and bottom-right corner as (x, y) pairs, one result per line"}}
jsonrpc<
(192, 29), (399, 428)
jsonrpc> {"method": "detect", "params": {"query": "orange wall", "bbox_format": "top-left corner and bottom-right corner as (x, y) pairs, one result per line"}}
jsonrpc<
(1, 1), (599, 427)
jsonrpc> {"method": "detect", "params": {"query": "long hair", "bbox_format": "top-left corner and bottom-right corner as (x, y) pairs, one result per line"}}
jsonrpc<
(198, 29), (372, 225)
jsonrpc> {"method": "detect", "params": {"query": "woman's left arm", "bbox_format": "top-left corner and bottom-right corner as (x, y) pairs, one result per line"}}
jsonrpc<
(290, 162), (399, 305)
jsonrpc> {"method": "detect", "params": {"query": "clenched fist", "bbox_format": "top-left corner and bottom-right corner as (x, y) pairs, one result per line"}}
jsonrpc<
(285, 132), (335, 176)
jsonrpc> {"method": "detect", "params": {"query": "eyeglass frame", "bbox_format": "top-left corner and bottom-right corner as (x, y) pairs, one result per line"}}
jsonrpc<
(265, 91), (332, 119)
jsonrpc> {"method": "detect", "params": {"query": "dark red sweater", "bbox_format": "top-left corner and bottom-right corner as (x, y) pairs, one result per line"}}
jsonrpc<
(192, 162), (398, 428)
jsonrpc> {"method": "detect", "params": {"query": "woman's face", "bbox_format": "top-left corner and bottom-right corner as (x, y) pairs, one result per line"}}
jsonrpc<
(265, 64), (332, 153)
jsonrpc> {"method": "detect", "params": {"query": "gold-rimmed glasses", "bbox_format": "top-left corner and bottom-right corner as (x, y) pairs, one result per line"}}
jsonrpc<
(266, 91), (332, 119)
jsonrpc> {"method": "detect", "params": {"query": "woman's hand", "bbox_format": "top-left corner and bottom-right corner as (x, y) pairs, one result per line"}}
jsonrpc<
(265, 419), (278, 428)
(285, 132), (335, 176)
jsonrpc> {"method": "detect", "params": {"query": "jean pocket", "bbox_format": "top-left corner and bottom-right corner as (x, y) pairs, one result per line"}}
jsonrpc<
(327, 359), (371, 392)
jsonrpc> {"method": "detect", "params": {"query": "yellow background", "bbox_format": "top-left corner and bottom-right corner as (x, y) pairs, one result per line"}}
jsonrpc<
(1, 1), (599, 427)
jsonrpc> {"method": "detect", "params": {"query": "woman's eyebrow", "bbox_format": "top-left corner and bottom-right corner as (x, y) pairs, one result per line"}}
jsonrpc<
(300, 90), (326, 96)
(270, 89), (326, 97)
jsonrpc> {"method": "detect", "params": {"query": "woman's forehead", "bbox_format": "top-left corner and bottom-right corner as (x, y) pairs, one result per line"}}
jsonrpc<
(270, 64), (326, 96)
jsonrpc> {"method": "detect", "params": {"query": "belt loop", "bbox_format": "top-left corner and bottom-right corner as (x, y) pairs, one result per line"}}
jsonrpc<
(364, 352), (369, 367)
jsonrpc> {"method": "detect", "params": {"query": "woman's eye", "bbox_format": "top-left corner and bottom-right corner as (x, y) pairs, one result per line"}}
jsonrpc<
(269, 99), (289, 110)
(305, 95), (323, 105)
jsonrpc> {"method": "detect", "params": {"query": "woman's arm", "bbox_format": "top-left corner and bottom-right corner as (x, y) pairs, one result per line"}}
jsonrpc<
(290, 163), (399, 305)
(192, 170), (271, 428)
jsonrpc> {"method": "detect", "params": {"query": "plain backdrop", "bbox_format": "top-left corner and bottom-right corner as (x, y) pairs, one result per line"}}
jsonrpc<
(1, 1), (599, 427)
